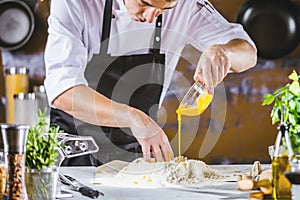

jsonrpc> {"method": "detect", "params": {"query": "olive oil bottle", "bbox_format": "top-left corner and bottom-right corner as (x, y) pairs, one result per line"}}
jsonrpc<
(272, 120), (294, 199)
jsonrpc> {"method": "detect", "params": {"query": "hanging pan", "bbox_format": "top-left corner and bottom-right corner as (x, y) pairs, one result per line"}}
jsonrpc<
(0, 0), (35, 51)
(236, 0), (300, 59)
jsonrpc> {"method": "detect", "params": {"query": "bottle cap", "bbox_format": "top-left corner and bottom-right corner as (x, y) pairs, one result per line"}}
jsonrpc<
(13, 92), (36, 100)
(5, 67), (29, 75)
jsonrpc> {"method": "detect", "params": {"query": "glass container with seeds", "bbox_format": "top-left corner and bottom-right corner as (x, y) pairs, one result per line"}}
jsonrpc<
(0, 124), (29, 200)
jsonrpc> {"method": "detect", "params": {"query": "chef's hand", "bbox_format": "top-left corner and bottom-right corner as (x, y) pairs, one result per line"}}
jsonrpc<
(193, 44), (231, 94)
(129, 108), (174, 162)
(193, 39), (257, 94)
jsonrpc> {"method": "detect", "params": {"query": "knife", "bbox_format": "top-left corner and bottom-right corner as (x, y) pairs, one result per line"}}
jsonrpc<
(59, 173), (104, 199)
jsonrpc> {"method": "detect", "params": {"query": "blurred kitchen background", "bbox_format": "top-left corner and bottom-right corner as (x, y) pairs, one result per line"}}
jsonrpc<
(0, 0), (299, 164)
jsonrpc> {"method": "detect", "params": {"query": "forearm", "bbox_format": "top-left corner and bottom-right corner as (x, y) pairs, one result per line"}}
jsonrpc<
(52, 85), (135, 128)
(52, 85), (174, 161)
(219, 39), (257, 72)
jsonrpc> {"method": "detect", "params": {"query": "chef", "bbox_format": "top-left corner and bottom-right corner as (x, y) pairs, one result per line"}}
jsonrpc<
(44, 0), (257, 166)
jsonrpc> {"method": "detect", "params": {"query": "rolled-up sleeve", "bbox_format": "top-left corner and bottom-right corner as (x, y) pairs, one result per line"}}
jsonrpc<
(186, 0), (256, 51)
(44, 0), (88, 106)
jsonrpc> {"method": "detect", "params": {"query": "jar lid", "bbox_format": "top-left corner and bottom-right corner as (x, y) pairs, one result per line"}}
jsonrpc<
(13, 92), (36, 100)
(5, 67), (29, 75)
(0, 123), (29, 130)
(0, 123), (29, 153)
(33, 85), (46, 93)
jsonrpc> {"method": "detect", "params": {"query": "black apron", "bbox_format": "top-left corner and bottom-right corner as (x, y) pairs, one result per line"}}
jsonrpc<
(50, 0), (165, 166)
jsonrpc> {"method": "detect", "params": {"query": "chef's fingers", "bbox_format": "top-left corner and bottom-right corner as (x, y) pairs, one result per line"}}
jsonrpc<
(161, 145), (174, 161)
(201, 63), (214, 94)
(211, 62), (219, 88)
(195, 55), (214, 94)
(151, 145), (163, 162)
(160, 133), (174, 161)
(141, 144), (151, 162)
(193, 67), (204, 83)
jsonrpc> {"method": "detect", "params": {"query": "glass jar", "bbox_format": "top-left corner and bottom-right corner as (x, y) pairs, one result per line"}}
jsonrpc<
(176, 82), (213, 116)
(14, 93), (39, 127)
(4, 67), (29, 123)
(33, 85), (50, 116)
(0, 123), (29, 200)
(176, 82), (213, 157)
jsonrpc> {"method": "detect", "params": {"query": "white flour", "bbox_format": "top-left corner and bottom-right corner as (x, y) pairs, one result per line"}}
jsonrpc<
(115, 157), (223, 186)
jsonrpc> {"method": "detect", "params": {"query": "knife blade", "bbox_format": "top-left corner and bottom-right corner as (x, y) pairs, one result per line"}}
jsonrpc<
(59, 173), (104, 199)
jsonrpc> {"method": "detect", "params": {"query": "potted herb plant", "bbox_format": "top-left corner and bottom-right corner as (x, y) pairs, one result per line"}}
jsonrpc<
(25, 111), (60, 200)
(262, 70), (300, 153)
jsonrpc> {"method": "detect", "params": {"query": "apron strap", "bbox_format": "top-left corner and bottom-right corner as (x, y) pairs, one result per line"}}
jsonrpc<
(100, 0), (113, 54)
(100, 0), (163, 55)
(151, 15), (162, 54)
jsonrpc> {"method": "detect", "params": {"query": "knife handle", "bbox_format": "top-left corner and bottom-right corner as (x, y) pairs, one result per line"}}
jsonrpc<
(79, 187), (102, 199)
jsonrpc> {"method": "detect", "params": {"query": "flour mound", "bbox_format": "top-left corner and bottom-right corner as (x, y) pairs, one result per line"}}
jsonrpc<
(166, 157), (222, 184)
(115, 157), (223, 185)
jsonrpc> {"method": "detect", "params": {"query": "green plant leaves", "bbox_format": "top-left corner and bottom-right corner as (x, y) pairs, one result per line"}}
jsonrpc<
(262, 70), (300, 152)
(262, 94), (275, 106)
(288, 113), (297, 126)
(289, 80), (300, 96)
(270, 106), (280, 124)
(288, 70), (299, 81)
(26, 111), (60, 170)
(289, 99), (296, 110)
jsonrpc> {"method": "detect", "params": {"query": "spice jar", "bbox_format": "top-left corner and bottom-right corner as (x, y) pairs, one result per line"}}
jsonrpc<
(33, 85), (50, 124)
(14, 93), (39, 127)
(4, 67), (29, 123)
(0, 123), (29, 200)
(33, 85), (50, 116)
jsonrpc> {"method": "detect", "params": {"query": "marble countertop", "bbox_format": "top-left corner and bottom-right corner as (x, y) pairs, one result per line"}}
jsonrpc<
(58, 164), (271, 200)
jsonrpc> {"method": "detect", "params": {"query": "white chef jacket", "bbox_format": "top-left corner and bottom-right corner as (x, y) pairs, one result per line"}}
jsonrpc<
(44, 0), (256, 107)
